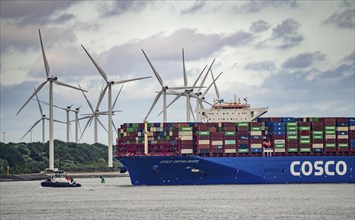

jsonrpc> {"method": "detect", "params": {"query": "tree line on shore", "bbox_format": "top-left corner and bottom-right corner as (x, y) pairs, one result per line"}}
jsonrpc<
(0, 140), (118, 175)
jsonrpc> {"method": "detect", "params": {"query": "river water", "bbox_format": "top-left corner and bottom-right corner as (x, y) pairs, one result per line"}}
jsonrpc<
(1, 177), (354, 220)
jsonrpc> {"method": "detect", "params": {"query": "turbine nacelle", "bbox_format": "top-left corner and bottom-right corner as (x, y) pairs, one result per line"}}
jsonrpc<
(48, 76), (58, 81)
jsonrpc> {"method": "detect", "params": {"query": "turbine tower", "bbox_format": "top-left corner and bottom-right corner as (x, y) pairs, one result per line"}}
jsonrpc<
(73, 107), (81, 143)
(81, 45), (151, 167)
(16, 29), (86, 171)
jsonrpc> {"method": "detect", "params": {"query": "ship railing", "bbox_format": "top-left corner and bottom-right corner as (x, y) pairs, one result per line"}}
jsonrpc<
(263, 148), (273, 157)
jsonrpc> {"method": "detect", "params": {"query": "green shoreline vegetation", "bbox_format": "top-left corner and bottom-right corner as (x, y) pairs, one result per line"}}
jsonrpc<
(0, 140), (119, 175)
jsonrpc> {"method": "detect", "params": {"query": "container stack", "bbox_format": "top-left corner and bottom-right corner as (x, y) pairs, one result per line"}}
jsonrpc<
(210, 131), (224, 155)
(224, 131), (237, 154)
(311, 121), (324, 153)
(249, 122), (263, 154)
(178, 125), (194, 154)
(195, 124), (210, 154)
(236, 122), (249, 154)
(336, 118), (348, 152)
(116, 117), (354, 157)
(299, 122), (311, 153)
(286, 121), (298, 153)
(267, 121), (286, 153)
(323, 118), (337, 152)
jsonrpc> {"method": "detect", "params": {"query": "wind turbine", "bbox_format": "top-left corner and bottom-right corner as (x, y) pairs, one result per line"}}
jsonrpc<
(54, 104), (78, 143)
(16, 29), (87, 171)
(36, 100), (81, 144)
(78, 84), (122, 143)
(141, 49), (199, 122)
(21, 89), (64, 142)
(158, 49), (209, 122)
(81, 45), (150, 167)
(79, 84), (108, 144)
(163, 70), (222, 122)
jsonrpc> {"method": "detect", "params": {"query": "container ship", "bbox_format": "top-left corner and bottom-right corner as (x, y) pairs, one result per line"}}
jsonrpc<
(115, 99), (355, 185)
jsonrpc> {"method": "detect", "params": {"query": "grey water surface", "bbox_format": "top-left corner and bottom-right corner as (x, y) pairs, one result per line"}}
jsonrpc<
(1, 177), (354, 220)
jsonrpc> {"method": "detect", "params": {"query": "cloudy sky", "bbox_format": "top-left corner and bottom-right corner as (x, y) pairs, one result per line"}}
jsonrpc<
(1, 0), (354, 145)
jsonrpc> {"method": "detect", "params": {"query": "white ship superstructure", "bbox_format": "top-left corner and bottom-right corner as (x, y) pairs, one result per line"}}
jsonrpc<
(196, 98), (268, 122)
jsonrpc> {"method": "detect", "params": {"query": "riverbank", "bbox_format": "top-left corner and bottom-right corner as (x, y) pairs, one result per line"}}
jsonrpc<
(0, 172), (128, 182)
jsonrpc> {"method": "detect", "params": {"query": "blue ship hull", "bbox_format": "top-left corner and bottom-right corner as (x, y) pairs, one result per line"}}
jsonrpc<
(116, 156), (355, 185)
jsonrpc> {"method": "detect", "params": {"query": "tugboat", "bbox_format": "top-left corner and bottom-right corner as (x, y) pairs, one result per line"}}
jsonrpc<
(41, 170), (81, 187)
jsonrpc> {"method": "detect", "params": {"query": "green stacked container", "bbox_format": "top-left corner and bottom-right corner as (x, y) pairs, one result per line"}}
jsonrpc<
(286, 122), (298, 141)
(237, 122), (249, 127)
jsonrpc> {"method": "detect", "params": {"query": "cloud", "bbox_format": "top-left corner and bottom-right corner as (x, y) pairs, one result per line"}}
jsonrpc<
(338, 0), (355, 8)
(324, 9), (355, 29)
(99, 1), (149, 17)
(181, 1), (206, 14)
(0, 1), (77, 25)
(282, 51), (326, 69)
(244, 60), (276, 71)
(256, 61), (354, 116)
(0, 25), (77, 53)
(236, 0), (298, 13)
(101, 28), (254, 78)
(272, 18), (303, 49)
(250, 20), (271, 33)
(342, 51), (355, 62)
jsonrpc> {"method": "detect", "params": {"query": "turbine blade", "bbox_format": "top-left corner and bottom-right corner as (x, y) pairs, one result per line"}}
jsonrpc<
(112, 85), (123, 109)
(182, 48), (187, 87)
(78, 84), (94, 113)
(54, 80), (87, 92)
(113, 76), (151, 84)
(88, 116), (94, 127)
(168, 86), (204, 90)
(21, 119), (41, 141)
(190, 104), (196, 122)
(211, 70), (220, 100)
(112, 120), (117, 135)
(158, 92), (184, 116)
(95, 85), (108, 112)
(17, 80), (48, 116)
(78, 116), (91, 120)
(79, 117), (92, 141)
(202, 99), (212, 106)
(97, 117), (108, 133)
(81, 44), (108, 82)
(112, 110), (123, 113)
(38, 29), (50, 78)
(192, 65), (207, 88)
(34, 87), (43, 116)
(198, 59), (215, 92)
(146, 90), (163, 119)
(202, 72), (222, 97)
(53, 119), (66, 124)
(35, 99), (67, 111)
(141, 49), (164, 87)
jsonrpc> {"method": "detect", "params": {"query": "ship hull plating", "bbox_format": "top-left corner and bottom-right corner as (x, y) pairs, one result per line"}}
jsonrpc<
(116, 156), (355, 185)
